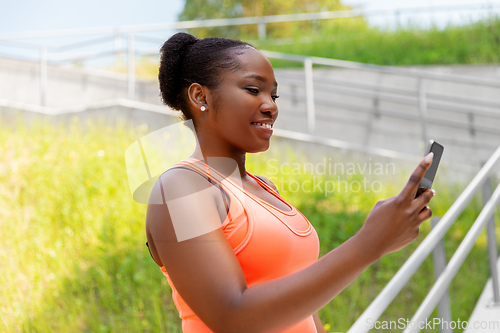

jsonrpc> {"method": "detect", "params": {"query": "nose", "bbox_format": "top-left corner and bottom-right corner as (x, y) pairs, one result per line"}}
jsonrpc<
(261, 95), (278, 118)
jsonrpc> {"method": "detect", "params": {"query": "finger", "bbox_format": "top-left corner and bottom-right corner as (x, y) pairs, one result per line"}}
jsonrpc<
(417, 205), (432, 223)
(413, 188), (435, 212)
(399, 152), (434, 201)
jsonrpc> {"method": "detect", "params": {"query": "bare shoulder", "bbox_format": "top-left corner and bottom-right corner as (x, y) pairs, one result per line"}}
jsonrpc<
(155, 166), (214, 201)
(145, 167), (218, 257)
(255, 174), (279, 194)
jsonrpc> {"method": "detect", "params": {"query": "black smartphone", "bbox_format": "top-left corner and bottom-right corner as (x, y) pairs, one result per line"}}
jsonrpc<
(415, 140), (444, 199)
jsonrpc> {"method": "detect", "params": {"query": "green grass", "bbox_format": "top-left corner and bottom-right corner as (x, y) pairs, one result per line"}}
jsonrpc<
(252, 16), (500, 67)
(128, 16), (500, 79)
(1, 115), (499, 332)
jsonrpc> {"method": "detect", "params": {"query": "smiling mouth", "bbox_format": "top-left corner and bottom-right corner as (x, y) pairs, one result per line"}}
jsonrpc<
(251, 122), (273, 129)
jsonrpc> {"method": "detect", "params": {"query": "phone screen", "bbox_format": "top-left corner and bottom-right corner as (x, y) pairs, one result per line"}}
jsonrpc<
(415, 140), (444, 198)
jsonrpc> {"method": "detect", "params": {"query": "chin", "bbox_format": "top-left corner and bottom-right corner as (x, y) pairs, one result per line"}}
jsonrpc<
(247, 142), (270, 154)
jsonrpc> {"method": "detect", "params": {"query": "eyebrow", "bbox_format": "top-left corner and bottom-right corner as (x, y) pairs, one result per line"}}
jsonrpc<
(244, 74), (278, 87)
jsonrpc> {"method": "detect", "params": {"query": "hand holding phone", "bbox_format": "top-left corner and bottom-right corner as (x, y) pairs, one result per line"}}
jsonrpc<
(414, 140), (444, 198)
(358, 142), (441, 257)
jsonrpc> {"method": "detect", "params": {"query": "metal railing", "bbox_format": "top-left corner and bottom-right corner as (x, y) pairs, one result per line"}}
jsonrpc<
(1, 4), (500, 119)
(347, 145), (500, 333)
(1, 25), (500, 171)
(3, 42), (500, 157)
(270, 68), (500, 138)
(1, 4), (500, 168)
(259, 51), (500, 158)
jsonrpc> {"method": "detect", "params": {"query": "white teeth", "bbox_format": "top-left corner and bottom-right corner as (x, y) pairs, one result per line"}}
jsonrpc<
(252, 122), (272, 129)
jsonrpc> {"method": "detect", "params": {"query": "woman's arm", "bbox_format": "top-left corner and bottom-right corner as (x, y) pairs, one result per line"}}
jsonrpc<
(147, 156), (434, 333)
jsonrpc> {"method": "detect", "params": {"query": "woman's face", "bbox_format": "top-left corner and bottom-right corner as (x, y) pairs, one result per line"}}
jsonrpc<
(203, 47), (279, 154)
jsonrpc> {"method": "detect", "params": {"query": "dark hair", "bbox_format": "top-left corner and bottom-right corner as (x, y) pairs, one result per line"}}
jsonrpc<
(159, 32), (254, 121)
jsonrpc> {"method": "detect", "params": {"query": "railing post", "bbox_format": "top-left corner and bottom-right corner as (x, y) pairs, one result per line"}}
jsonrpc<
(373, 96), (380, 119)
(468, 113), (475, 136)
(128, 35), (135, 100)
(114, 32), (121, 52)
(291, 84), (297, 106)
(481, 162), (500, 306)
(40, 46), (47, 107)
(431, 217), (453, 333)
(417, 78), (428, 150)
(258, 20), (266, 40)
(304, 57), (315, 135)
(114, 32), (122, 58)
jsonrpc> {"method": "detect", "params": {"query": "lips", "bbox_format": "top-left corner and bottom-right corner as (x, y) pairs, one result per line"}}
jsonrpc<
(251, 122), (273, 138)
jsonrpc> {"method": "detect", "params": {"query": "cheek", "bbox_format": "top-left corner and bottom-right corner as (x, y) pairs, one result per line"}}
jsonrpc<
(217, 109), (254, 141)
(218, 92), (254, 122)
(213, 87), (262, 135)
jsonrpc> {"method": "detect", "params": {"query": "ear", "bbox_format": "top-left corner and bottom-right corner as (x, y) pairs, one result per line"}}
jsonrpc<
(187, 83), (208, 112)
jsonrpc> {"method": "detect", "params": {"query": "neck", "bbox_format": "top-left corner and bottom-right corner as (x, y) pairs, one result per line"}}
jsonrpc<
(190, 141), (250, 182)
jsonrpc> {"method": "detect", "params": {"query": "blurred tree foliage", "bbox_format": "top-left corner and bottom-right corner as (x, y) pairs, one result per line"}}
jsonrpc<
(178, 0), (362, 39)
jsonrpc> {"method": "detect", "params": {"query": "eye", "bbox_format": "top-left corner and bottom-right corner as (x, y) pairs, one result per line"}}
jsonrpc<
(272, 95), (280, 102)
(246, 88), (259, 94)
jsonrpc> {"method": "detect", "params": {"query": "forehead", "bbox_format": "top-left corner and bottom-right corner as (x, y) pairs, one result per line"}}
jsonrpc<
(227, 47), (277, 86)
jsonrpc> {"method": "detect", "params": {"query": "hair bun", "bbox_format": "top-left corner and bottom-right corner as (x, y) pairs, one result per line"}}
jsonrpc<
(158, 33), (252, 121)
(159, 33), (199, 111)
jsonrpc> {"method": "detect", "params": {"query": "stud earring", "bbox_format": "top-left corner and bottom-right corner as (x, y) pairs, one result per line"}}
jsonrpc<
(200, 106), (207, 111)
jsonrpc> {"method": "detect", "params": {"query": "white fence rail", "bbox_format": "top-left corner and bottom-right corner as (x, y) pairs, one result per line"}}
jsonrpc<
(1, 2), (500, 40)
(348, 146), (500, 333)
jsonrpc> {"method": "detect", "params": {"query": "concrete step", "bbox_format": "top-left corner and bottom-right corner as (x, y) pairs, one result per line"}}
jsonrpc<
(464, 256), (500, 333)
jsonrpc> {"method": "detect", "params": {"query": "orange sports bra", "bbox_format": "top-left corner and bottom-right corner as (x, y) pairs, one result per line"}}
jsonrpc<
(155, 157), (320, 333)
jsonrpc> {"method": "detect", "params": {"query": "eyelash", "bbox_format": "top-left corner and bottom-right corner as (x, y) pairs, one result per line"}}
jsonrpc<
(246, 88), (280, 102)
